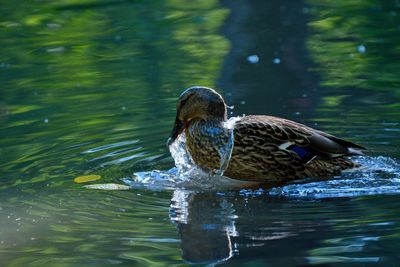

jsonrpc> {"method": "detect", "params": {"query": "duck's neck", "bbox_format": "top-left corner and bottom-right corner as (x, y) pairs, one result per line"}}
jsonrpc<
(186, 118), (234, 175)
(189, 118), (225, 137)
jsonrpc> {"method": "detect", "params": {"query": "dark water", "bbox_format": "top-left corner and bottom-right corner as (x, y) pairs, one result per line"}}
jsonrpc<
(1, 0), (400, 266)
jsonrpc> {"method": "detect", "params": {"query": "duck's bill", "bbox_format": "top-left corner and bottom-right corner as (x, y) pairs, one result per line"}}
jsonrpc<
(167, 118), (184, 146)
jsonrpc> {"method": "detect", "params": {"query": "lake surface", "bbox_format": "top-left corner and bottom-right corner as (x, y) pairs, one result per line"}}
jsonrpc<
(1, 0), (400, 266)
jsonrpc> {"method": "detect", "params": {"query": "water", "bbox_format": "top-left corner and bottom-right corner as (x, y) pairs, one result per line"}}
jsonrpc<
(1, 0), (400, 266)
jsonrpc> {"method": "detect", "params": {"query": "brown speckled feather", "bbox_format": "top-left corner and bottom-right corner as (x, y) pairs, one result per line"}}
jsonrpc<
(236, 115), (364, 156)
(222, 115), (364, 181)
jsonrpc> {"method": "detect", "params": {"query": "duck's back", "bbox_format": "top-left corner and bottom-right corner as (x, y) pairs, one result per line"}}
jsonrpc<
(224, 115), (363, 181)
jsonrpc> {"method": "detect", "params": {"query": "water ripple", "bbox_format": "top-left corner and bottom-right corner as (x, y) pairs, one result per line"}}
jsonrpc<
(83, 140), (139, 154)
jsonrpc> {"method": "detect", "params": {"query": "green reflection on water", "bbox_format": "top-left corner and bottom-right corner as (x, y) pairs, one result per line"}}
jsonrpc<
(0, 2), (229, 264)
(0, 0), (229, 189)
(0, 189), (180, 266)
(307, 0), (400, 94)
(306, 0), (400, 156)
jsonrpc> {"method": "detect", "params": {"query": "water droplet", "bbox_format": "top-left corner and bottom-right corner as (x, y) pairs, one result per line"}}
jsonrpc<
(273, 58), (281, 64)
(44, 118), (49, 123)
(357, 45), (366, 53)
(247, 55), (259, 64)
(240, 100), (246, 105)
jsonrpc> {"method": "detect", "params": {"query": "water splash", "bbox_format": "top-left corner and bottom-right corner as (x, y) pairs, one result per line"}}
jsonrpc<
(124, 120), (252, 190)
(122, 133), (202, 190)
(216, 116), (242, 176)
(124, 166), (252, 191)
(125, 154), (400, 198)
(268, 156), (400, 198)
(168, 133), (195, 177)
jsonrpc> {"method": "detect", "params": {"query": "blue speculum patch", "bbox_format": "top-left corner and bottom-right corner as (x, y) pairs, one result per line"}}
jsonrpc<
(288, 145), (315, 163)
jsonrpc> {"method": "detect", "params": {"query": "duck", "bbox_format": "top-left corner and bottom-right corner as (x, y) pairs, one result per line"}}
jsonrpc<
(167, 86), (366, 182)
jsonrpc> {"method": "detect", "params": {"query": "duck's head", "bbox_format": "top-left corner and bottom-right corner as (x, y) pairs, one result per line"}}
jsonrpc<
(167, 86), (227, 146)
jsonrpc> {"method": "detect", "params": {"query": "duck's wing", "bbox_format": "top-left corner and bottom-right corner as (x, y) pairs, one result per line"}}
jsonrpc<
(235, 115), (366, 160)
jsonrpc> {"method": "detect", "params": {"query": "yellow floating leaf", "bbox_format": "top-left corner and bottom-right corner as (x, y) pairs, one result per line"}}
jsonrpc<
(83, 183), (130, 190)
(74, 174), (101, 184)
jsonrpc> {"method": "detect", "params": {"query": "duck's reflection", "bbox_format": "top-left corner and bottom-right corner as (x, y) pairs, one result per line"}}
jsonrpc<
(169, 185), (388, 265)
(169, 189), (347, 265)
(170, 190), (237, 264)
(170, 189), (312, 264)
